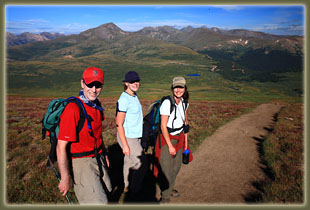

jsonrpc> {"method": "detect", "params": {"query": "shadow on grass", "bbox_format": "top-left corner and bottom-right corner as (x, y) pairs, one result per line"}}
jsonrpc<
(244, 112), (279, 203)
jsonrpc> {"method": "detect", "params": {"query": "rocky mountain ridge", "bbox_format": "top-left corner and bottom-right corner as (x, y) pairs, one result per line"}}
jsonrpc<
(135, 25), (303, 54)
(7, 22), (303, 54)
(6, 32), (65, 46)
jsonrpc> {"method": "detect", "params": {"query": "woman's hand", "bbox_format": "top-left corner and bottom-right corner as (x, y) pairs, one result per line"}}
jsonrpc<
(168, 144), (176, 156)
(123, 144), (130, 156)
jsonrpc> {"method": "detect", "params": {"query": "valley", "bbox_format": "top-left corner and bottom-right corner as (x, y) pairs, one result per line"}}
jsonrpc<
(6, 23), (304, 102)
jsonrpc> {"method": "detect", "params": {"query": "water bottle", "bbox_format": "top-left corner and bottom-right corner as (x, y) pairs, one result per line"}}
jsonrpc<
(182, 149), (190, 164)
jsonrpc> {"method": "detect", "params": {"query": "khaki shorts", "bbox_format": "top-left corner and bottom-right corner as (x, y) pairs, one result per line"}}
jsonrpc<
(117, 133), (143, 188)
(72, 155), (112, 204)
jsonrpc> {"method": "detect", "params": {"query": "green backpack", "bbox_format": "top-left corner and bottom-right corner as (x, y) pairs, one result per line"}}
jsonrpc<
(41, 97), (91, 166)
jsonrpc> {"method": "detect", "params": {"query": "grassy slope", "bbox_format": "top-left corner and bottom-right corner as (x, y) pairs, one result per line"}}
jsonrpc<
(261, 103), (304, 203)
(5, 44), (304, 204)
(6, 54), (302, 103)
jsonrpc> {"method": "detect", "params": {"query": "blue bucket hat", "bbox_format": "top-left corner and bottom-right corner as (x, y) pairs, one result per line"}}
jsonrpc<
(123, 71), (140, 83)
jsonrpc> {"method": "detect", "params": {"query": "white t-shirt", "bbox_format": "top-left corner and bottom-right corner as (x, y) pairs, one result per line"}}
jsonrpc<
(160, 98), (188, 135)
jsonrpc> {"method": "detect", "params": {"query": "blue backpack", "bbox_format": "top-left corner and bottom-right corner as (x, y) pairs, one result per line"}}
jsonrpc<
(141, 96), (188, 150)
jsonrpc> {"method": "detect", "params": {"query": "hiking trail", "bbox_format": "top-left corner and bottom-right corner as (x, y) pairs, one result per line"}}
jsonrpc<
(170, 103), (283, 204)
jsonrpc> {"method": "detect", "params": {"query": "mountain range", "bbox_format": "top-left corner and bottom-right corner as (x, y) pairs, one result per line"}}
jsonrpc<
(7, 22), (303, 54)
(6, 32), (65, 46)
(137, 25), (303, 54)
(6, 22), (304, 97)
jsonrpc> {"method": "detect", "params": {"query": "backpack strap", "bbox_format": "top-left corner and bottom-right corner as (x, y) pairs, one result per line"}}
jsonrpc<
(67, 98), (86, 135)
(66, 97), (91, 130)
(70, 143), (104, 158)
(166, 96), (188, 133)
(66, 97), (106, 158)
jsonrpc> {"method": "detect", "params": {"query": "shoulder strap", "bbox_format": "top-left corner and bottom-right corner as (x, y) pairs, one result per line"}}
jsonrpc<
(66, 97), (91, 130)
(66, 97), (106, 159)
(168, 96), (176, 114)
(160, 95), (176, 114)
(163, 96), (177, 129)
(67, 98), (86, 134)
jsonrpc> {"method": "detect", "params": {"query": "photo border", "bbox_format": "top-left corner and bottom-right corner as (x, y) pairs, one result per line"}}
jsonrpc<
(1, 0), (309, 209)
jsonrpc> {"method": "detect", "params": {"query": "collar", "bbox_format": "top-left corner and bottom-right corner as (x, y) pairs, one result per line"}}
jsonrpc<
(124, 91), (137, 97)
(79, 90), (104, 111)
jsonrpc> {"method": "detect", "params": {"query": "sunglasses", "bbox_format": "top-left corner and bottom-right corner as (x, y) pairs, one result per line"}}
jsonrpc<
(84, 81), (103, 89)
(173, 86), (185, 89)
(129, 80), (140, 84)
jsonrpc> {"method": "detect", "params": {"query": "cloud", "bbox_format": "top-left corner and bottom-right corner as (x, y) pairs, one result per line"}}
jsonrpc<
(210, 5), (245, 11)
(6, 19), (92, 35)
(251, 23), (304, 35)
(117, 19), (206, 31)
(6, 19), (51, 34)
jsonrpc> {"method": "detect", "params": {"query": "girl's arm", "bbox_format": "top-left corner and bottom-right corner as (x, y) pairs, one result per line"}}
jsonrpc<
(116, 112), (130, 156)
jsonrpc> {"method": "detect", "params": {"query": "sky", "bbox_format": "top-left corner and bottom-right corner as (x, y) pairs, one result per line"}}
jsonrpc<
(5, 5), (305, 36)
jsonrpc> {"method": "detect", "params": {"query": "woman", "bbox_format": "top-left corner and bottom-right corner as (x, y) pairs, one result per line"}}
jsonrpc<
(155, 76), (191, 203)
(116, 71), (147, 200)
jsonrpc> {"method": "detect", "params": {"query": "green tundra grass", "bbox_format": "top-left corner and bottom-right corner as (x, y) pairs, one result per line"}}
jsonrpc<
(5, 52), (304, 204)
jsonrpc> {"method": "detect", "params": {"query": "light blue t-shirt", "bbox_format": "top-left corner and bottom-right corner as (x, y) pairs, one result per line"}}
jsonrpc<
(117, 91), (143, 138)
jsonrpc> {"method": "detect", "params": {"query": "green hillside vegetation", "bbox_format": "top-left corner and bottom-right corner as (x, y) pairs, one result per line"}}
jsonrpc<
(6, 23), (303, 103)
(199, 47), (303, 98)
(7, 56), (302, 103)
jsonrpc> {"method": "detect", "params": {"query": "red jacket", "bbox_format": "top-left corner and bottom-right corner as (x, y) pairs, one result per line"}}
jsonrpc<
(154, 132), (193, 177)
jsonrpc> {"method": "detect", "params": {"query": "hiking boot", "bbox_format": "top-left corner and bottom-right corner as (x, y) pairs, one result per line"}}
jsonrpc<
(170, 189), (180, 197)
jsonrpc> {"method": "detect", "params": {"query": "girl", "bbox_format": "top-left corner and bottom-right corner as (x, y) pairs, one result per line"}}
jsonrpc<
(116, 71), (147, 201)
(155, 76), (191, 203)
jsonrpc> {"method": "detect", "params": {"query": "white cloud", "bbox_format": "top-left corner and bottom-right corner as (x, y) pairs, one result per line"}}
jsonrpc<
(117, 20), (206, 32)
(250, 23), (304, 35)
(210, 5), (245, 11)
(6, 19), (92, 34)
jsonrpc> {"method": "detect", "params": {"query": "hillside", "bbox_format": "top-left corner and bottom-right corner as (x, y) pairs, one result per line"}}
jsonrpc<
(6, 22), (304, 101)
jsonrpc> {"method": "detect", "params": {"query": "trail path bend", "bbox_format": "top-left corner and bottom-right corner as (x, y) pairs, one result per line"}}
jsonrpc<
(170, 103), (283, 204)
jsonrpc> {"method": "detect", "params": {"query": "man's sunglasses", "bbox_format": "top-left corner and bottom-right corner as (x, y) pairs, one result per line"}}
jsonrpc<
(84, 81), (103, 89)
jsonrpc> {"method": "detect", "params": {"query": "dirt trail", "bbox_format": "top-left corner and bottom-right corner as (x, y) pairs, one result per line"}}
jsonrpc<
(170, 103), (283, 205)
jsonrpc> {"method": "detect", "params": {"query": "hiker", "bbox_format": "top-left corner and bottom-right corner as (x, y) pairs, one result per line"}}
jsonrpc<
(56, 67), (112, 204)
(116, 71), (148, 201)
(155, 76), (191, 203)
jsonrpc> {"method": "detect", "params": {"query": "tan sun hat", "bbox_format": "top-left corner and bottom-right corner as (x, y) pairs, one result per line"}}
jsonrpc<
(172, 76), (186, 88)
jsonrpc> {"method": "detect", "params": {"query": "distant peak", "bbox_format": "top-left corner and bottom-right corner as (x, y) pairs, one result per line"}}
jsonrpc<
(80, 22), (128, 39)
(211, 27), (220, 32)
(98, 22), (119, 29)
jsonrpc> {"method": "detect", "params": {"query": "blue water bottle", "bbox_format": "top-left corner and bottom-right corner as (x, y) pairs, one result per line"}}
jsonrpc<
(182, 149), (190, 164)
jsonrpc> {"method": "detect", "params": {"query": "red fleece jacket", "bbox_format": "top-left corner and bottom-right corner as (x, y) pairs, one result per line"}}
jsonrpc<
(154, 132), (193, 177)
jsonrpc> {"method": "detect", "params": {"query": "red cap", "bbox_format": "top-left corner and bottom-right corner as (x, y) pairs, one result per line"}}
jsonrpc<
(82, 67), (104, 85)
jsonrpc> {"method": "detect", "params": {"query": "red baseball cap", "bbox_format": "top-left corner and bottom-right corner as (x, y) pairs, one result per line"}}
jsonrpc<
(83, 67), (104, 85)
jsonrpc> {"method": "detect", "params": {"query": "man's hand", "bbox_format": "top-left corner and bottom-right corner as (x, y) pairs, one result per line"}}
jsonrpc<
(58, 175), (70, 196)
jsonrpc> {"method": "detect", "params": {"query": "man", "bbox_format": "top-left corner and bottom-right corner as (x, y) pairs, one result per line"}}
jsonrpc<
(57, 67), (112, 204)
